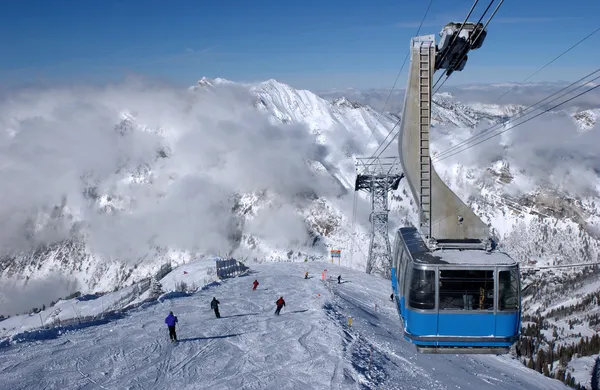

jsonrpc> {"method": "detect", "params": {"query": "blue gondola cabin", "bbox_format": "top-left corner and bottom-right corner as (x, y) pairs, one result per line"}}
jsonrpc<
(391, 227), (521, 354)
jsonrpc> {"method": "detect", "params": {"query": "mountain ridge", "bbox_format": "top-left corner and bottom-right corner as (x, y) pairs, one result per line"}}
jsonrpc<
(1, 77), (599, 314)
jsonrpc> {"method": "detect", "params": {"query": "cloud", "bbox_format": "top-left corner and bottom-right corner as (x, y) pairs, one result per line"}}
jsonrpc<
(0, 274), (79, 316)
(434, 113), (600, 196)
(320, 83), (600, 114)
(246, 203), (310, 249)
(446, 82), (600, 109)
(0, 79), (341, 268)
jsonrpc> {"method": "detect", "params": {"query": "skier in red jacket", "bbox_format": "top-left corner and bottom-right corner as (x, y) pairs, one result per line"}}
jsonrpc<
(275, 296), (285, 315)
(252, 279), (259, 290)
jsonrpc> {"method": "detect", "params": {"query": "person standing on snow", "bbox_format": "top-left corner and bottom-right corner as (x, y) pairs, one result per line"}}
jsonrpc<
(252, 279), (259, 290)
(164, 311), (178, 342)
(211, 297), (221, 318)
(338, 275), (342, 284)
(275, 296), (286, 315)
(304, 272), (309, 279)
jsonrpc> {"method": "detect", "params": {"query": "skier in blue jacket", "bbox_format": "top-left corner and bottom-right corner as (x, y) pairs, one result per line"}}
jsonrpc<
(165, 311), (178, 342)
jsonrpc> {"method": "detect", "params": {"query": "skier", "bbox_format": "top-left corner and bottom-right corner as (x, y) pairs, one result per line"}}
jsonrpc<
(275, 296), (286, 315)
(390, 293), (394, 302)
(337, 275), (342, 284)
(304, 272), (309, 279)
(211, 297), (221, 318)
(164, 311), (178, 343)
(252, 279), (259, 290)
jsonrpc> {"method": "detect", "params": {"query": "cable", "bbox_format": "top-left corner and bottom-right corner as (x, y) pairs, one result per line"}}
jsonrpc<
(473, 0), (496, 29)
(476, 0), (504, 36)
(429, 24), (600, 162)
(432, 75), (450, 96)
(349, 190), (358, 266)
(363, 0), (433, 155)
(432, 67), (600, 161)
(434, 67), (600, 160)
(433, 81), (600, 162)
(374, 0), (503, 159)
(362, 0), (433, 155)
(435, 78), (600, 162)
(372, 117), (402, 159)
(497, 25), (600, 101)
(522, 261), (600, 271)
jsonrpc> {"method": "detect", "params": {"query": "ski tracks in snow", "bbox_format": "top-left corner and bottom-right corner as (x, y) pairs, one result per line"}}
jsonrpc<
(0, 262), (570, 390)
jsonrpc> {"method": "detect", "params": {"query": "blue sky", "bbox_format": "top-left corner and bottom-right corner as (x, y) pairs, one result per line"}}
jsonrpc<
(1, 0), (599, 90)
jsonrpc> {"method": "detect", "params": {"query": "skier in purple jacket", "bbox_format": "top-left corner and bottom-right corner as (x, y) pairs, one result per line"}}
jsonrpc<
(165, 311), (178, 342)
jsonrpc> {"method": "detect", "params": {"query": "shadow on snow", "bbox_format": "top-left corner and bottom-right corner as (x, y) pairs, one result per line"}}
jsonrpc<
(323, 301), (391, 389)
(219, 313), (259, 319)
(178, 333), (244, 342)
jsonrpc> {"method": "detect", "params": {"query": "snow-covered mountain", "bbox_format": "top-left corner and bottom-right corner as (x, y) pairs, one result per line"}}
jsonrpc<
(2, 76), (600, 386)
(1, 76), (599, 310)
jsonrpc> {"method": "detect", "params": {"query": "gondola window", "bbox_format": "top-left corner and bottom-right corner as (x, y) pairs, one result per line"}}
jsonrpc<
(498, 269), (519, 311)
(439, 270), (494, 310)
(409, 269), (435, 310)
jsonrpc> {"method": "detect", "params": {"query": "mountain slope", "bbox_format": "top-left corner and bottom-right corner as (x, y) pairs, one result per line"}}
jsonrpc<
(0, 261), (570, 390)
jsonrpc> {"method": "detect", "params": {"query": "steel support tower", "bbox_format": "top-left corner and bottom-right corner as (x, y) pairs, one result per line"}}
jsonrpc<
(354, 157), (403, 278)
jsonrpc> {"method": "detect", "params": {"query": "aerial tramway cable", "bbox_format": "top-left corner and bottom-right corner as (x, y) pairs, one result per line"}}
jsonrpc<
(364, 0), (434, 157)
(433, 80), (600, 162)
(374, 0), (503, 159)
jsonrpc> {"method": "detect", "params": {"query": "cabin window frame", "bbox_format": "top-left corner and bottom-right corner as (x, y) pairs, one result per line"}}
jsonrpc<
(399, 248), (409, 295)
(437, 267), (496, 312)
(497, 267), (520, 312)
(407, 266), (436, 311)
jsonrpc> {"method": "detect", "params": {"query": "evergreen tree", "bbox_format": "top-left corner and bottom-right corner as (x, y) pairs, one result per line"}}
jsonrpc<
(149, 277), (163, 298)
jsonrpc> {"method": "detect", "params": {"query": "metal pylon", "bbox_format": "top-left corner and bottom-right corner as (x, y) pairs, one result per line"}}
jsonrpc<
(354, 157), (403, 279)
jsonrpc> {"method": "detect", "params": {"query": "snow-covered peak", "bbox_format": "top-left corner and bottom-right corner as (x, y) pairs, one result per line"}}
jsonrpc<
(331, 97), (363, 109)
(437, 91), (453, 99)
(572, 108), (600, 132)
(189, 76), (236, 91)
(431, 96), (486, 128)
(466, 102), (526, 118)
(189, 76), (215, 91)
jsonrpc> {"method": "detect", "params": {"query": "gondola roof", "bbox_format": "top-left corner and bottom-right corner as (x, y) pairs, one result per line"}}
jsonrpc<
(398, 227), (517, 266)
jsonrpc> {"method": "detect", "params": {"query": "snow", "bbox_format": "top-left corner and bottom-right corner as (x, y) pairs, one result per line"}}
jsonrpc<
(567, 354), (597, 389)
(541, 277), (600, 316)
(571, 108), (600, 132)
(0, 262), (570, 389)
(434, 249), (517, 266)
(0, 257), (220, 340)
(158, 257), (219, 292)
(0, 283), (143, 339)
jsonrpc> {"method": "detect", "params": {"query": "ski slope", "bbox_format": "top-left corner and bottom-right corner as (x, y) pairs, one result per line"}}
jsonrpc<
(0, 262), (569, 390)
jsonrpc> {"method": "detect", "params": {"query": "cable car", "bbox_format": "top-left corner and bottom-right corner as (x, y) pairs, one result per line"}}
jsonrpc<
(391, 227), (521, 354)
